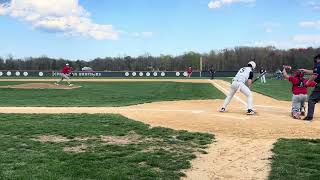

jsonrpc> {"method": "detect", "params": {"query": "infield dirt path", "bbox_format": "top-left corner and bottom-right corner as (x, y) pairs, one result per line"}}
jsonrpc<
(1, 79), (320, 180)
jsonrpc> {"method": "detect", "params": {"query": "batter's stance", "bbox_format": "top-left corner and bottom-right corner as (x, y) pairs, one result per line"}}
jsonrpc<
(55, 63), (73, 86)
(220, 61), (256, 115)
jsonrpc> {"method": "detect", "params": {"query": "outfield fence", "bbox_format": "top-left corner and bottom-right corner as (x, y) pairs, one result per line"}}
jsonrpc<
(0, 71), (238, 78)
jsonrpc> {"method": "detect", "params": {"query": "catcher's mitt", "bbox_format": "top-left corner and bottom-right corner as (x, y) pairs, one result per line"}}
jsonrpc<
(70, 73), (74, 77)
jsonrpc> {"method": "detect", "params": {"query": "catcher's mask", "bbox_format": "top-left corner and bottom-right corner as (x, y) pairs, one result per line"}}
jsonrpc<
(294, 70), (304, 78)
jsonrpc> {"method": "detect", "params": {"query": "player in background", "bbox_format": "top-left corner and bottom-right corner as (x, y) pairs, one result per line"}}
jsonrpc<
(55, 63), (73, 86)
(300, 54), (320, 121)
(187, 66), (192, 78)
(282, 66), (316, 119)
(260, 67), (267, 83)
(209, 67), (216, 80)
(220, 61), (256, 115)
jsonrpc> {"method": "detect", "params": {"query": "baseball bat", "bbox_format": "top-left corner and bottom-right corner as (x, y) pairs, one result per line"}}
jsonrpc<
(252, 71), (267, 84)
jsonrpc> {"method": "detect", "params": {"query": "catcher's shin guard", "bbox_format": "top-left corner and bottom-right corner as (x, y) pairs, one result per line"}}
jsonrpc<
(300, 107), (306, 116)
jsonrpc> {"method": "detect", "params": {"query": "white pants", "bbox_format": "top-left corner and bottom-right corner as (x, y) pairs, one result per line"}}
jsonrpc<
(57, 73), (70, 84)
(60, 73), (70, 80)
(292, 94), (307, 113)
(222, 81), (253, 110)
(261, 75), (266, 83)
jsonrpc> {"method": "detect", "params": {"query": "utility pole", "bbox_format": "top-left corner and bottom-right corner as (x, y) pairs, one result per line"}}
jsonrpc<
(200, 56), (203, 78)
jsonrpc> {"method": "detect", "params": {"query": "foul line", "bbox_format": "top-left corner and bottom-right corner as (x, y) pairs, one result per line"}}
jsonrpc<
(211, 80), (290, 110)
(209, 80), (247, 106)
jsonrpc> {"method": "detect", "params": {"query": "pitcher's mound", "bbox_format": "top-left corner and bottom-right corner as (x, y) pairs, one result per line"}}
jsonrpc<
(0, 83), (81, 90)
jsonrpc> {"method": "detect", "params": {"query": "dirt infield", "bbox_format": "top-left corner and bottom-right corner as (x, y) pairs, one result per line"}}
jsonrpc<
(1, 79), (320, 179)
(0, 83), (81, 89)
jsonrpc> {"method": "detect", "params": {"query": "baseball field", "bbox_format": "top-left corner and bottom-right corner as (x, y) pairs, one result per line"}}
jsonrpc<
(1, 78), (320, 179)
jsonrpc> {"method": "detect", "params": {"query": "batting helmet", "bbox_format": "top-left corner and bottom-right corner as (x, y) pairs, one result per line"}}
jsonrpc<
(248, 61), (256, 70)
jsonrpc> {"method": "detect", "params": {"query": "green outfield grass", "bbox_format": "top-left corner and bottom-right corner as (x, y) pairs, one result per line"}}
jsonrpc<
(252, 79), (313, 101)
(0, 114), (214, 179)
(252, 80), (293, 101)
(0, 81), (224, 107)
(269, 139), (320, 180)
(220, 78), (312, 101)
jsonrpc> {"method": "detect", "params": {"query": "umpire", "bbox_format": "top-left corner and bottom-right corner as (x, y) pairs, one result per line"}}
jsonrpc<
(302, 54), (320, 121)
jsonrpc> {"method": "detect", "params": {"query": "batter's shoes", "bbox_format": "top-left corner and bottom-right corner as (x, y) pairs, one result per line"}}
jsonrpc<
(69, 84), (73, 86)
(303, 116), (313, 121)
(54, 83), (59, 86)
(219, 108), (226, 113)
(247, 109), (255, 115)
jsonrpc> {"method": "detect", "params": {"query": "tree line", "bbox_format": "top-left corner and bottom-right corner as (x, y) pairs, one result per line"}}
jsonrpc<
(0, 46), (318, 72)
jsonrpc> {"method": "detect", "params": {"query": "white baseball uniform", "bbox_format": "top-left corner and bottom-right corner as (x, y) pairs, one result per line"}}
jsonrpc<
(260, 69), (266, 83)
(222, 67), (254, 110)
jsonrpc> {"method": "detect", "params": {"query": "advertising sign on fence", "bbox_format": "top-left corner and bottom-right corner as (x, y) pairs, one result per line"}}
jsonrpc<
(0, 71), (238, 78)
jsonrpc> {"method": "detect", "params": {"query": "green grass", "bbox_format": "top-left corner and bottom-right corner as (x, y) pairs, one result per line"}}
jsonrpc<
(252, 79), (314, 101)
(219, 78), (312, 101)
(270, 139), (320, 180)
(0, 81), (224, 107)
(0, 114), (214, 179)
(252, 80), (294, 101)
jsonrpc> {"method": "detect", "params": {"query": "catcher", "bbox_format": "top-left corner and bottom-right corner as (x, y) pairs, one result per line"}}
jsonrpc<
(282, 65), (316, 119)
(55, 63), (73, 86)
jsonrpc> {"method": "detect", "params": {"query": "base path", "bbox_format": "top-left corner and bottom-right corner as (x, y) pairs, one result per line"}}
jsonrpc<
(1, 79), (320, 179)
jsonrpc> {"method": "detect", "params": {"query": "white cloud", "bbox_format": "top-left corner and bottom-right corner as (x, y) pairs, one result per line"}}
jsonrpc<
(0, 0), (119, 40)
(252, 40), (299, 49)
(208, 0), (255, 9)
(130, 32), (154, 38)
(263, 22), (281, 33)
(208, 1), (222, 9)
(132, 32), (140, 37)
(299, 20), (320, 29)
(307, 1), (320, 11)
(293, 34), (320, 43)
(248, 34), (320, 49)
(141, 32), (154, 38)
